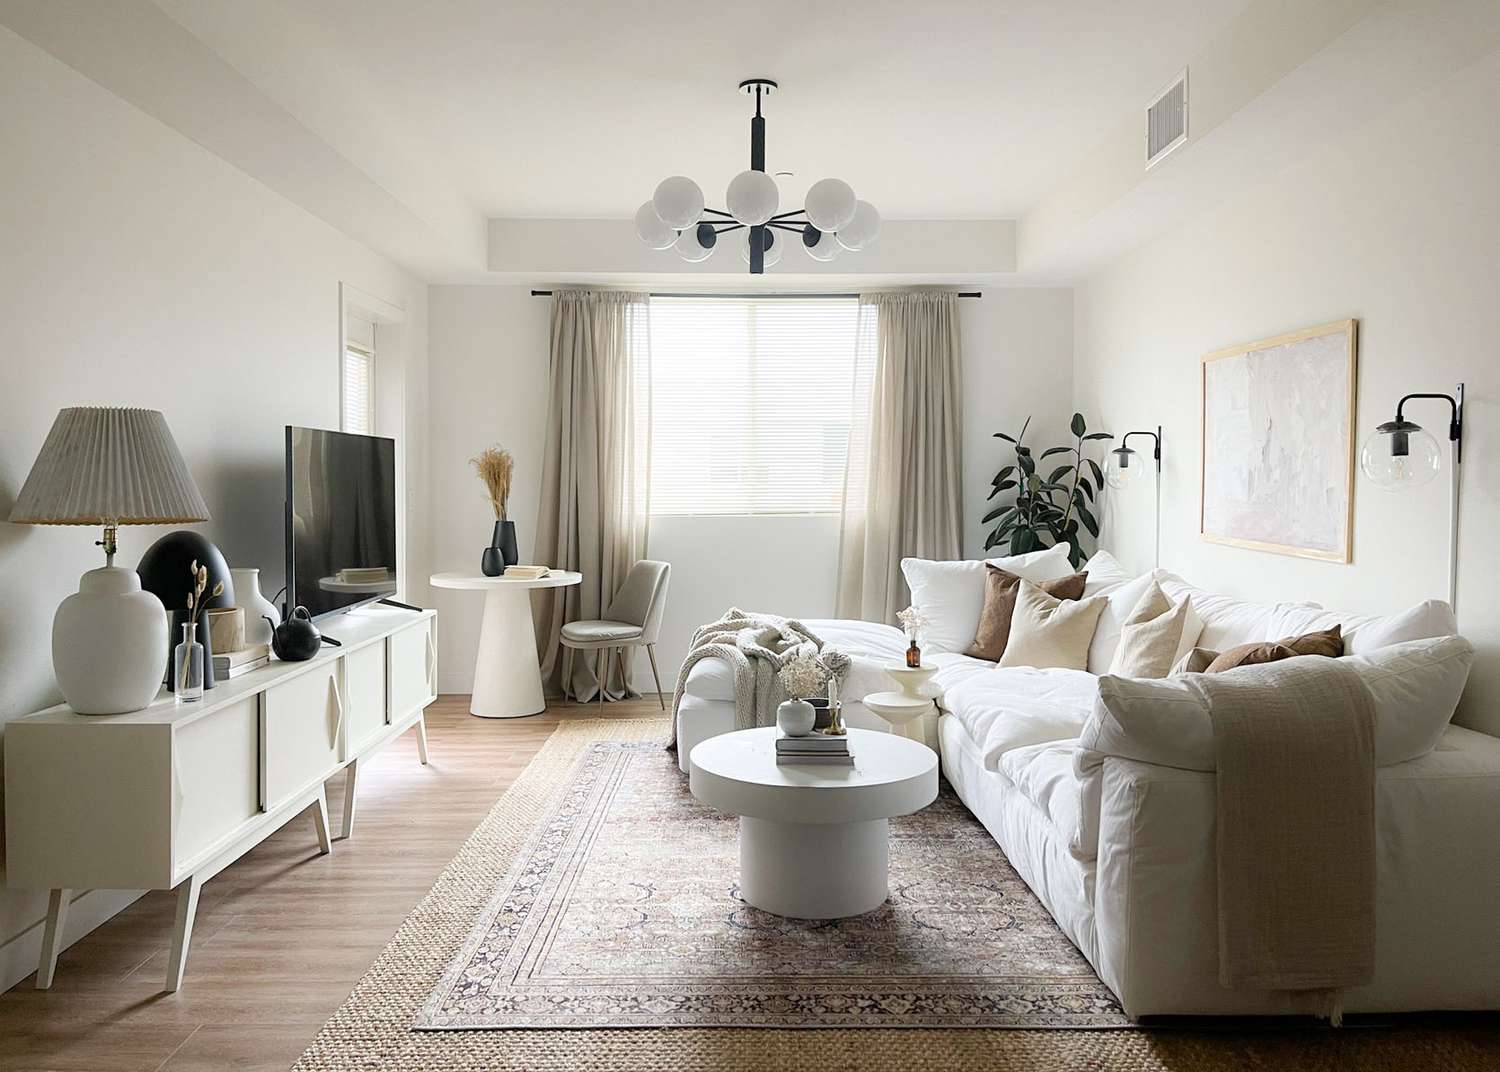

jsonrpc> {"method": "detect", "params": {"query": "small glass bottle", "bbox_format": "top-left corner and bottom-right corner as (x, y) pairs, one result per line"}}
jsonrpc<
(906, 636), (921, 668)
(174, 622), (204, 703)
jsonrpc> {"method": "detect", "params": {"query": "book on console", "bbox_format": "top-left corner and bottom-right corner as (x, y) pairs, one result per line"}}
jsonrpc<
(775, 729), (850, 753)
(775, 752), (855, 766)
(503, 564), (551, 580)
(213, 643), (270, 671)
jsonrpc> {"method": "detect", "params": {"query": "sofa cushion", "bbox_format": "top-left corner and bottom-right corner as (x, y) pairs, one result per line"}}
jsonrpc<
(999, 738), (1096, 860)
(965, 567), (1087, 662)
(1081, 549), (1133, 595)
(1205, 625), (1343, 673)
(1152, 568), (1308, 650)
(1108, 580), (1204, 679)
(1268, 599), (1457, 655)
(1086, 572), (1154, 674)
(999, 582), (1106, 671)
(901, 545), (1073, 655)
(1079, 635), (1475, 772)
(941, 665), (1099, 770)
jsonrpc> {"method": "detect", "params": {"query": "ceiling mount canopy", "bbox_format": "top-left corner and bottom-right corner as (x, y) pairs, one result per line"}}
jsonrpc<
(635, 79), (881, 274)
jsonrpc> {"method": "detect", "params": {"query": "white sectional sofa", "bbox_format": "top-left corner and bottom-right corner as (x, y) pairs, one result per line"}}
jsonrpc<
(674, 547), (1500, 1018)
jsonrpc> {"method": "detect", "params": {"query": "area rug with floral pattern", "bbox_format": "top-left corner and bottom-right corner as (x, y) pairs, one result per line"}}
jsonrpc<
(414, 738), (1126, 1030)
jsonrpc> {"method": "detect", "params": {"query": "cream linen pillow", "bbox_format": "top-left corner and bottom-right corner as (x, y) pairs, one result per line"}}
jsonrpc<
(998, 580), (1107, 671)
(900, 544), (1073, 654)
(1108, 580), (1202, 678)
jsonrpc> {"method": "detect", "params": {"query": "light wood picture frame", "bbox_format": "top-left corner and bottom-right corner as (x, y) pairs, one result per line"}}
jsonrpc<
(1200, 319), (1358, 563)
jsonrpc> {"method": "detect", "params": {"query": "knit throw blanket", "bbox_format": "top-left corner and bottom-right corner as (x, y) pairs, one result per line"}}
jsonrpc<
(1196, 657), (1377, 1022)
(665, 608), (824, 750)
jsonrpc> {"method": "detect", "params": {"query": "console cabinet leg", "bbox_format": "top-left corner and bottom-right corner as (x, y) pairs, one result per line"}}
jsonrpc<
(313, 786), (333, 855)
(164, 875), (201, 993)
(36, 888), (70, 990)
(415, 713), (430, 765)
(338, 760), (359, 840)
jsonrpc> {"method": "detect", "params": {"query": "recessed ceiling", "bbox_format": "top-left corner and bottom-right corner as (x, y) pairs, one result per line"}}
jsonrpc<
(161, 0), (1249, 221)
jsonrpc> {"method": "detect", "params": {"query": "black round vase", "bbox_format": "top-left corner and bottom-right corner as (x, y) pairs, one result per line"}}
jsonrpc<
(140, 531), (234, 691)
(481, 520), (519, 576)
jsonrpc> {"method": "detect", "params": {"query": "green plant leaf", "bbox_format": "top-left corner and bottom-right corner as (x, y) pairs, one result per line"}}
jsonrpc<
(1039, 445), (1073, 460)
(1077, 501), (1100, 538)
(1083, 431), (1114, 441)
(1011, 528), (1040, 554)
(1014, 444), (1032, 456)
(981, 503), (1017, 524)
(1087, 458), (1105, 487)
(991, 465), (1016, 484)
(993, 431), (1016, 443)
(1070, 412), (1087, 437)
(1018, 415), (1032, 442)
(1017, 452), (1035, 475)
(1047, 464), (1073, 483)
(1078, 477), (1095, 501)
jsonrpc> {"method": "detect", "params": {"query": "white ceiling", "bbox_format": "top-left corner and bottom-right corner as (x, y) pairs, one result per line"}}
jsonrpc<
(160, 0), (1248, 221)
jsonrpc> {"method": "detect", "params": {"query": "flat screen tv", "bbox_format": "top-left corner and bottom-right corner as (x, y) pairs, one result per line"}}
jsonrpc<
(285, 426), (398, 620)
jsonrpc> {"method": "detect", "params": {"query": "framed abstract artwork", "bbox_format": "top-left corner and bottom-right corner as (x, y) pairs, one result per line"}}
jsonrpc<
(1200, 319), (1358, 562)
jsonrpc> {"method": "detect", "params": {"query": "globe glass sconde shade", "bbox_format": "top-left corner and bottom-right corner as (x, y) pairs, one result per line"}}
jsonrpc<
(739, 228), (781, 268)
(836, 199), (882, 251)
(1105, 446), (1140, 490)
(634, 200), (676, 250)
(1361, 420), (1442, 489)
(803, 227), (842, 262)
(726, 169), (779, 226)
(675, 222), (716, 262)
(804, 177), (857, 232)
(651, 175), (704, 230)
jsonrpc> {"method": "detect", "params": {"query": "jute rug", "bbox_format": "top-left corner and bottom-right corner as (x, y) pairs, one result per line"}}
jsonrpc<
(293, 716), (1500, 1071)
(415, 739), (1125, 1030)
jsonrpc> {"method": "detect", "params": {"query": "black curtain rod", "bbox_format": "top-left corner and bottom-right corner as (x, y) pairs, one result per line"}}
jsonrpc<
(529, 290), (982, 299)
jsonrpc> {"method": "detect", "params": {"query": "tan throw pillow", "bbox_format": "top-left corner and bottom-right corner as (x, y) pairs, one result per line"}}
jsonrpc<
(965, 566), (1088, 661)
(1205, 625), (1344, 674)
(997, 580), (1107, 671)
(1108, 581), (1192, 679)
(1170, 646), (1220, 675)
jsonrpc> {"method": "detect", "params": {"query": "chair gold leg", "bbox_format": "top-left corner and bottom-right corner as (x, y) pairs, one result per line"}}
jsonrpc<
(646, 644), (665, 710)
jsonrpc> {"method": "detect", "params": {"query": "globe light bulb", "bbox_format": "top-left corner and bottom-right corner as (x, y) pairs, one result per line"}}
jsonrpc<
(803, 227), (842, 262)
(1106, 447), (1138, 490)
(652, 176), (704, 230)
(739, 228), (781, 268)
(835, 199), (881, 251)
(634, 201), (676, 250)
(674, 223), (715, 262)
(726, 169), (779, 226)
(1361, 421), (1442, 489)
(804, 178), (857, 232)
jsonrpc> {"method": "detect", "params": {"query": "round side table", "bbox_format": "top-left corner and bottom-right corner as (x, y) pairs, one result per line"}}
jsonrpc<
(429, 570), (582, 718)
(864, 663), (939, 744)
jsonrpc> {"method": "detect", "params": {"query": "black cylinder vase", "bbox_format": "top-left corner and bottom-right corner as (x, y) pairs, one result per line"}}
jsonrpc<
(482, 520), (519, 576)
(139, 530), (234, 691)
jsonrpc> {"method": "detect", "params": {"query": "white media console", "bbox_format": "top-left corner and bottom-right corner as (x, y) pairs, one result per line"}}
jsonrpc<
(4, 604), (436, 991)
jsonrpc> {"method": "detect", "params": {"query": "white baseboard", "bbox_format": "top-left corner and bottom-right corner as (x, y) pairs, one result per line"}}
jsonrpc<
(0, 888), (146, 993)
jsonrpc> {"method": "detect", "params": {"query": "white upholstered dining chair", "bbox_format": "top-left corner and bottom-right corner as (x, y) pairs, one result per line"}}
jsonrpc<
(560, 560), (671, 707)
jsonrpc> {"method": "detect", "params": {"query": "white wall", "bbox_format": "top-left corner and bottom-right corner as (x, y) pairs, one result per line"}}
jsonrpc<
(0, 28), (428, 987)
(1073, 47), (1500, 734)
(425, 286), (1074, 691)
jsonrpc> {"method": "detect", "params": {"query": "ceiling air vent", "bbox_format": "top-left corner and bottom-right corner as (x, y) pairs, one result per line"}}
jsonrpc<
(1146, 69), (1188, 168)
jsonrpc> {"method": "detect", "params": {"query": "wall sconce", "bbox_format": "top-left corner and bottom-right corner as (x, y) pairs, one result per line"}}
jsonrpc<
(1106, 426), (1163, 569)
(1360, 383), (1465, 609)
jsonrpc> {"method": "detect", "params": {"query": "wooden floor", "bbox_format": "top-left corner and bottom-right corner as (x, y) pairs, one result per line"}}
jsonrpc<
(0, 694), (660, 1072)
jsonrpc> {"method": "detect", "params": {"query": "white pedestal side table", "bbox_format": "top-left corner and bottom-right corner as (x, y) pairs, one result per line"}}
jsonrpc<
(689, 727), (937, 919)
(864, 663), (940, 748)
(429, 570), (582, 718)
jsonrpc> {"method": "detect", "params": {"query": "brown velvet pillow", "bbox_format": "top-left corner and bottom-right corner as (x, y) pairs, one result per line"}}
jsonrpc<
(1204, 625), (1344, 674)
(965, 566), (1088, 662)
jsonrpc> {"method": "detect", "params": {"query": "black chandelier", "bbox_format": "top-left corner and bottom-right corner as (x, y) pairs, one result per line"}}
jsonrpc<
(635, 79), (882, 274)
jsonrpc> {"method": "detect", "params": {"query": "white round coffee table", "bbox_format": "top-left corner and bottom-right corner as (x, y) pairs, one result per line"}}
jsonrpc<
(429, 570), (582, 718)
(688, 727), (938, 919)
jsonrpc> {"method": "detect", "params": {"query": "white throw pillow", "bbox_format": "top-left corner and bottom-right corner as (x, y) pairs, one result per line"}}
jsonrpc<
(1107, 581), (1201, 679)
(1078, 635), (1474, 772)
(901, 544), (1072, 654)
(1153, 568), (1309, 650)
(998, 580), (1106, 671)
(1086, 572), (1153, 674)
(1268, 599), (1458, 655)
(1081, 549), (1133, 596)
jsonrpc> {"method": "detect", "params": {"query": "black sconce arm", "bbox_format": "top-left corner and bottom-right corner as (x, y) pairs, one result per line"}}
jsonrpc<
(1395, 388), (1464, 463)
(1118, 427), (1163, 469)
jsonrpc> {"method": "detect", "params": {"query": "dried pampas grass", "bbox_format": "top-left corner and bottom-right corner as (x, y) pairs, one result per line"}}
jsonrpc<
(470, 446), (515, 520)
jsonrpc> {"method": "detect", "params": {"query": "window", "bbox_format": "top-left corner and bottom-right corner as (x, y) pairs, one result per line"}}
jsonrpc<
(643, 296), (874, 515)
(342, 315), (375, 434)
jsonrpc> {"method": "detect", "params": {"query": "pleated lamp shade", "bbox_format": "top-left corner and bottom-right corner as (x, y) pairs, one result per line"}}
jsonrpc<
(9, 407), (210, 525)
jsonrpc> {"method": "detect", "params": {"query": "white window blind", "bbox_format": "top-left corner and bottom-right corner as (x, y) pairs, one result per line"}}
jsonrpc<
(342, 316), (375, 434)
(643, 296), (874, 515)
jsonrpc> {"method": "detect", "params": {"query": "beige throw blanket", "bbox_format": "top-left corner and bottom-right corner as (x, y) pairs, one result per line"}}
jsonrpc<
(665, 608), (823, 750)
(1194, 657), (1376, 1020)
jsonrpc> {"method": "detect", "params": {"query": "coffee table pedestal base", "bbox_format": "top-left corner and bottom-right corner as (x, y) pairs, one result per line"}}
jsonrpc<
(738, 816), (888, 919)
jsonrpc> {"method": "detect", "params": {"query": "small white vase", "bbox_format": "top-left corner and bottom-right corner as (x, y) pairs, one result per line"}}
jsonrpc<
(52, 566), (169, 715)
(231, 567), (279, 646)
(776, 698), (816, 737)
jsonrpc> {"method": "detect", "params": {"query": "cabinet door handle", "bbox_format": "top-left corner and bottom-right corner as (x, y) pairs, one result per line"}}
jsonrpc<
(329, 672), (346, 749)
(425, 629), (437, 694)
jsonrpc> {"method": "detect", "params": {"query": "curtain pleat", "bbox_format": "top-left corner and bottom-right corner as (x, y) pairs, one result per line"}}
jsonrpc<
(533, 289), (651, 701)
(835, 291), (964, 622)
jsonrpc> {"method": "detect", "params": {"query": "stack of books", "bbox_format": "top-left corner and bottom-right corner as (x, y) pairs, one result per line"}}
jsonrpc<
(775, 728), (854, 766)
(214, 643), (270, 680)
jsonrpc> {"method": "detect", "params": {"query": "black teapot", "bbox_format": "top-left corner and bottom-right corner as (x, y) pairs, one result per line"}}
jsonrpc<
(265, 606), (322, 661)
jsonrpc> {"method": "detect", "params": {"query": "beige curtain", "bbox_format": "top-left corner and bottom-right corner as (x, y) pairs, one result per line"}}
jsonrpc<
(836, 291), (964, 622)
(534, 289), (651, 700)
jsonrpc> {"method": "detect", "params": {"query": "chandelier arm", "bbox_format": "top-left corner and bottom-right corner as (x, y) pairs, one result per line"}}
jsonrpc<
(769, 209), (808, 222)
(711, 223), (746, 234)
(701, 208), (736, 219)
(766, 221), (808, 234)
